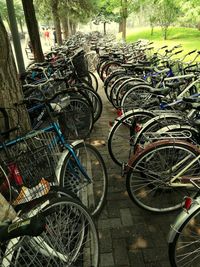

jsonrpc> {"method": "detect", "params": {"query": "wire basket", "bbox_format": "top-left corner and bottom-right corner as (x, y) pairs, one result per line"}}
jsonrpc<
(71, 49), (89, 77)
(0, 130), (61, 205)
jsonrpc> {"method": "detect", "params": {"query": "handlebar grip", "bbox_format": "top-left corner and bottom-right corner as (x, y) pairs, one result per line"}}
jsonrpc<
(175, 50), (183, 55)
(0, 214), (46, 242)
(188, 50), (197, 55)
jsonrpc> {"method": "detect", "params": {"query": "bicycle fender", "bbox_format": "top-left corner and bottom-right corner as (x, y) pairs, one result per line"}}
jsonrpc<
(55, 150), (71, 183)
(168, 200), (200, 243)
(55, 140), (84, 182)
(108, 109), (152, 139)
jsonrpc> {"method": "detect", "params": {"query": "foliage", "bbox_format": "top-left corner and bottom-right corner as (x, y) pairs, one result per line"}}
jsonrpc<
(178, 0), (200, 28)
(0, 0), (24, 28)
(127, 26), (200, 61)
(34, 0), (98, 25)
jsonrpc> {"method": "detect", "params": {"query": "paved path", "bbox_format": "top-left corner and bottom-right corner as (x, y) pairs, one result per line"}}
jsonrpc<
(89, 78), (178, 267)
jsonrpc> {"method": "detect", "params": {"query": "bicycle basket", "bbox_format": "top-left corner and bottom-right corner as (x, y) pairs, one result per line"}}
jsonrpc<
(71, 49), (89, 77)
(0, 130), (61, 204)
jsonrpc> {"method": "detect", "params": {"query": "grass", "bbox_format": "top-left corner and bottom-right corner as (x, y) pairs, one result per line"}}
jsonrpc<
(126, 27), (200, 61)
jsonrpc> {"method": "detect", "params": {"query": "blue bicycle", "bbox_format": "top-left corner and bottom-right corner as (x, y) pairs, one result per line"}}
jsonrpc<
(0, 87), (108, 217)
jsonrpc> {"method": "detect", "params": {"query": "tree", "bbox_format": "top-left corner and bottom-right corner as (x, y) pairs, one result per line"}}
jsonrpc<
(22, 0), (44, 62)
(178, 0), (200, 30)
(93, 6), (116, 35)
(97, 0), (140, 41)
(157, 0), (180, 40)
(0, 0), (25, 33)
(0, 16), (30, 134)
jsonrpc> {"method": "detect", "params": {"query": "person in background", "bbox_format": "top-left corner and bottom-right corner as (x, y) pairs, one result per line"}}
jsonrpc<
(44, 28), (50, 45)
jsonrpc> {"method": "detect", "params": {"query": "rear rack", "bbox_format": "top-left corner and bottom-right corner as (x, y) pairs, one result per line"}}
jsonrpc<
(142, 130), (192, 141)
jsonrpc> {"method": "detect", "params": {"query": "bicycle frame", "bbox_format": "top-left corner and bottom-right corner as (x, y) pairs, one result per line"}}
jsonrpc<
(169, 152), (200, 188)
(0, 121), (92, 186)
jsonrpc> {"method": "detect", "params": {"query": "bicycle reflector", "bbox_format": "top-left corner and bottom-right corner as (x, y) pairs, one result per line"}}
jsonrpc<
(184, 197), (193, 211)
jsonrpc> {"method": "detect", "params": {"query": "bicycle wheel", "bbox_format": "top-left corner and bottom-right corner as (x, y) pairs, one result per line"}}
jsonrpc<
(77, 86), (103, 123)
(126, 141), (200, 212)
(108, 110), (155, 166)
(110, 76), (131, 108)
(120, 84), (156, 112)
(100, 61), (122, 82)
(2, 196), (99, 267)
(104, 70), (126, 101)
(59, 142), (108, 217)
(169, 207), (200, 267)
(58, 96), (94, 141)
(115, 79), (148, 108)
(88, 71), (98, 92)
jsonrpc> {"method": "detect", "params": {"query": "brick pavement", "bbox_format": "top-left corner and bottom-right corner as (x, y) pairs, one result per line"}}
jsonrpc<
(89, 78), (178, 267)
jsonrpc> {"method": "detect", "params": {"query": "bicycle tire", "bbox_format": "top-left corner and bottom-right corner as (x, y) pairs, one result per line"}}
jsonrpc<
(104, 70), (126, 101)
(108, 110), (155, 166)
(120, 84), (156, 112)
(115, 79), (148, 108)
(88, 71), (98, 91)
(59, 142), (108, 217)
(126, 140), (200, 212)
(110, 76), (131, 108)
(168, 207), (200, 267)
(78, 86), (102, 123)
(100, 61), (122, 82)
(58, 96), (94, 140)
(2, 196), (99, 267)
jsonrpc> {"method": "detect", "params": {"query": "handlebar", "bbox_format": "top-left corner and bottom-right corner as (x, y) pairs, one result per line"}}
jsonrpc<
(18, 88), (70, 105)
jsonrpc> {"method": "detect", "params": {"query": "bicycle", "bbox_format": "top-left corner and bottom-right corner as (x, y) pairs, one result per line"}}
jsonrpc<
(168, 179), (200, 267)
(0, 162), (99, 266)
(0, 125), (100, 266)
(1, 89), (108, 217)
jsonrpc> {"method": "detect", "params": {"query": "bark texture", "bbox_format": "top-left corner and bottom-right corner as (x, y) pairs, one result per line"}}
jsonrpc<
(0, 17), (31, 136)
(22, 0), (44, 62)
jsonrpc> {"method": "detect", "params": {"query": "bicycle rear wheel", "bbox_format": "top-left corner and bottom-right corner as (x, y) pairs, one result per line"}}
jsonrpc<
(126, 141), (200, 212)
(108, 110), (155, 166)
(1, 196), (99, 267)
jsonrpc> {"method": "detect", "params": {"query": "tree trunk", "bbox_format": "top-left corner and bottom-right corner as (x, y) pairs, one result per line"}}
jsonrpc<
(68, 19), (73, 36)
(51, 0), (62, 45)
(71, 22), (76, 35)
(119, 21), (123, 33)
(151, 25), (154, 36)
(18, 18), (24, 34)
(121, 0), (127, 42)
(61, 16), (69, 40)
(22, 0), (44, 62)
(103, 22), (106, 35)
(122, 17), (126, 41)
(163, 27), (167, 40)
(0, 17), (31, 135)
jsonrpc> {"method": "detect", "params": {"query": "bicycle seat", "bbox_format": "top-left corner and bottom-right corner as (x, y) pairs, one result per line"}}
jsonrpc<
(183, 97), (200, 103)
(165, 80), (186, 89)
(149, 87), (171, 96)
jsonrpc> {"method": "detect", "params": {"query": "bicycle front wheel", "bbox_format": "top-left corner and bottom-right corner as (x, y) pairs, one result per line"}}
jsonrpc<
(169, 208), (200, 267)
(2, 196), (99, 267)
(126, 141), (200, 212)
(60, 142), (108, 217)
